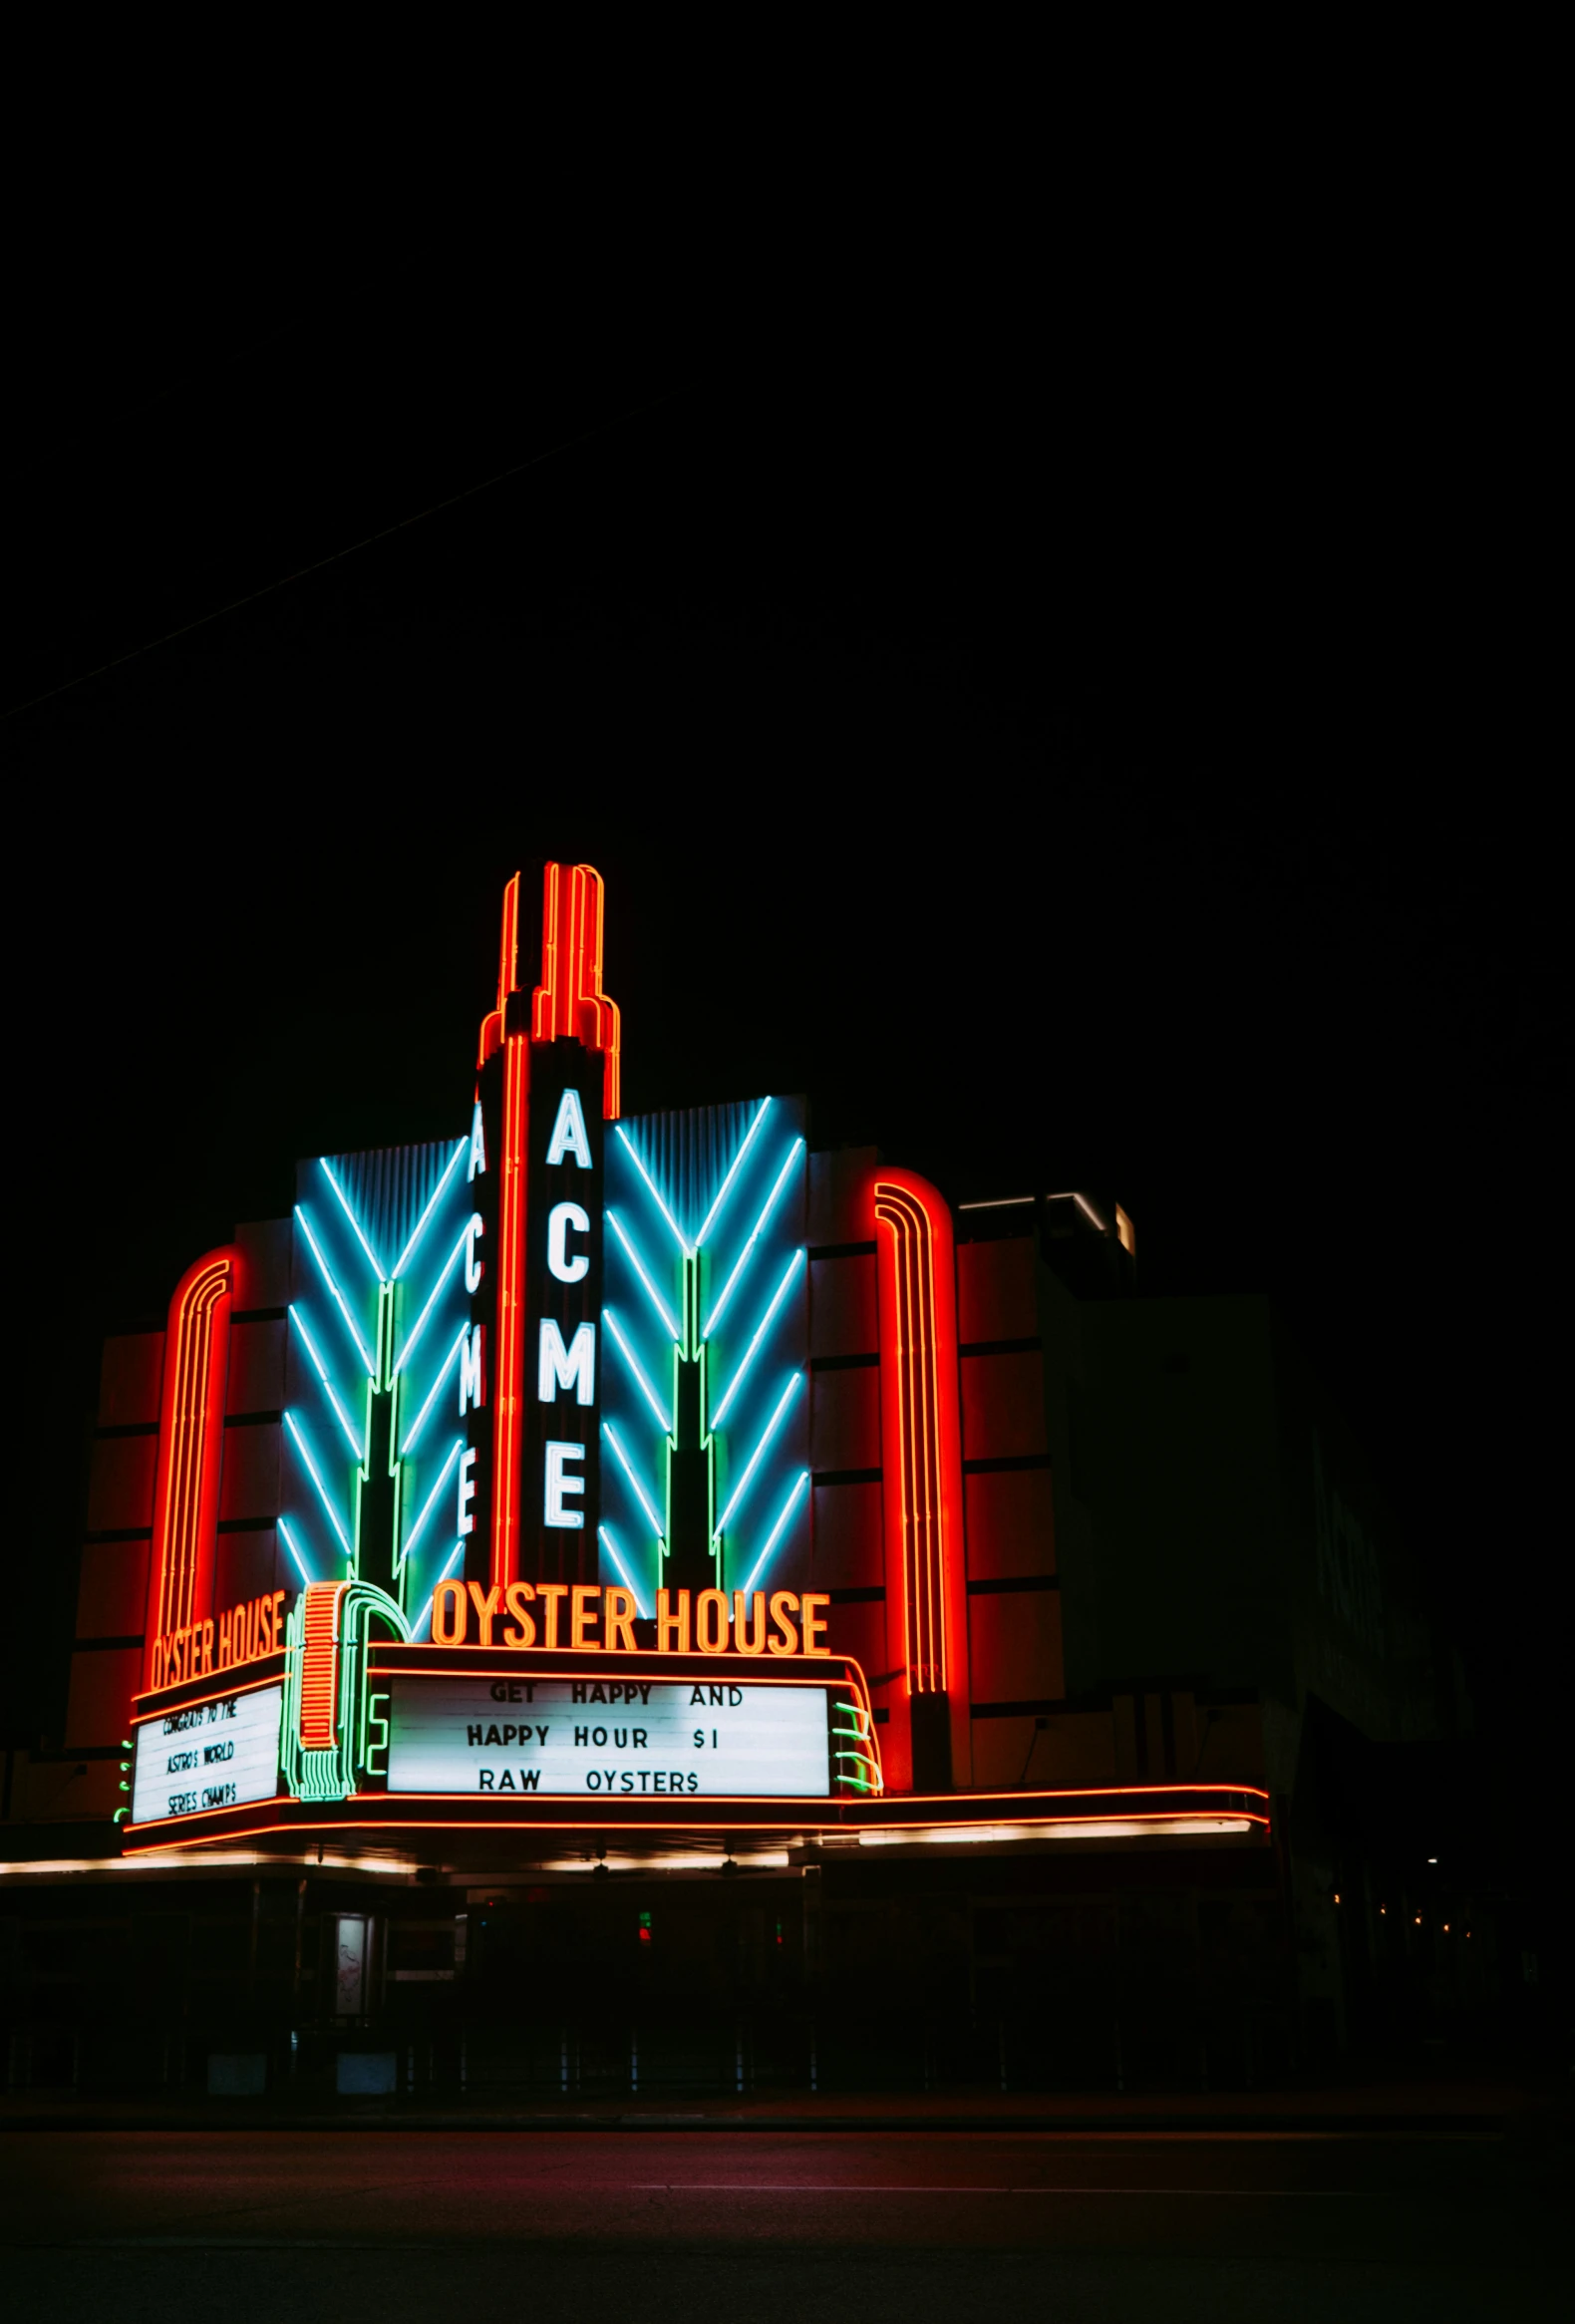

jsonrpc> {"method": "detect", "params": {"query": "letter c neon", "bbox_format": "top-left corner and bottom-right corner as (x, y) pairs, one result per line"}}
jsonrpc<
(547, 1200), (590, 1283)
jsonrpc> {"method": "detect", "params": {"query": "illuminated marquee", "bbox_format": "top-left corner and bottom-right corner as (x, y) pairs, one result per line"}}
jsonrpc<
(112, 855), (1271, 1857)
(120, 864), (891, 1840)
(384, 1678), (840, 1798)
(131, 1685), (284, 1826)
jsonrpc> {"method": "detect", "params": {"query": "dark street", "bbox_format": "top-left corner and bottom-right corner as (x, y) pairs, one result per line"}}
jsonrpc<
(3, 2124), (1567, 2322)
(5, 90), (1564, 2324)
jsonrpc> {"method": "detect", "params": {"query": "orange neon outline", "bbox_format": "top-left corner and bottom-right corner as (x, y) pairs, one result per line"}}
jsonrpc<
(122, 1654), (887, 1837)
(343, 1800), (1266, 1822)
(125, 1818), (1270, 1851)
(364, 1656), (876, 1714)
(132, 1667), (285, 1715)
(363, 1657), (868, 1681)
(823, 1783), (1267, 1811)
(146, 1248), (236, 1690)
(488, 860), (624, 1590)
(121, 1786), (1268, 1846)
(364, 1650), (882, 1792)
(299, 1580), (347, 1750)
(530, 861), (621, 1118)
(477, 873), (532, 1594)
(489, 1027), (529, 1589)
(532, 862), (562, 1041)
(475, 871), (520, 1070)
(872, 1175), (963, 1702)
(122, 1817), (1268, 1852)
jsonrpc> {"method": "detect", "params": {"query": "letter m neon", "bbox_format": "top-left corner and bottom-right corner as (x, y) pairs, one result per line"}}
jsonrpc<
(538, 1319), (595, 1406)
(460, 1324), (484, 1414)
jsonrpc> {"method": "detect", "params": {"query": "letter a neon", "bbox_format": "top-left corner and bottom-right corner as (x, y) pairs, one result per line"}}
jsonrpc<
(546, 1089), (592, 1169)
(468, 1100), (486, 1182)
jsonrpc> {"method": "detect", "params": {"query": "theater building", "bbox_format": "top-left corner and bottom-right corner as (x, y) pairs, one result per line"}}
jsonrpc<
(1, 865), (1474, 2097)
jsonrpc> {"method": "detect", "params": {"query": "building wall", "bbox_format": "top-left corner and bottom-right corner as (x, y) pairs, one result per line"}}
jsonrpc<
(1268, 1314), (1447, 1746)
(52, 1150), (1424, 1820)
(57, 1219), (291, 1811)
(806, 1165), (1068, 1790)
(1033, 1252), (1445, 1753)
(1068, 1290), (1294, 1702)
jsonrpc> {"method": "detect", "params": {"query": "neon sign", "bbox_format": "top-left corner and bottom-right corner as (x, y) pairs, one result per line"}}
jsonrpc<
(426, 1580), (830, 1654)
(280, 1136), (474, 1645)
(130, 1686), (284, 1825)
(599, 1097), (810, 1624)
(145, 1251), (235, 1689)
(384, 1675), (838, 1798)
(150, 1589), (286, 1689)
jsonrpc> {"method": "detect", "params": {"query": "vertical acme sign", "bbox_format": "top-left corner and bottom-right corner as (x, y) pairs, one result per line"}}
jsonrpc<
(471, 865), (620, 1597)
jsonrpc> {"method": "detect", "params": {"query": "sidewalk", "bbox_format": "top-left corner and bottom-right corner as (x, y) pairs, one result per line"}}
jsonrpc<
(4, 2068), (1563, 2136)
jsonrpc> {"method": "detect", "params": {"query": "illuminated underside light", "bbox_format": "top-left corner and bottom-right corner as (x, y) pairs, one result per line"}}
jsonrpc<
(294, 1206), (375, 1377)
(694, 1097), (773, 1249)
(740, 1470), (810, 1596)
(956, 1195), (1034, 1210)
(534, 1850), (793, 1874)
(1071, 1191), (1106, 1230)
(614, 1125), (691, 1254)
(597, 1524), (651, 1619)
(710, 1247), (805, 1428)
(318, 1156), (388, 1281)
(606, 1211), (680, 1340)
(602, 1422), (666, 1543)
(1, 1851), (413, 1878)
(703, 1139), (804, 1338)
(283, 1414), (353, 1556)
(857, 1819), (1256, 1847)
(276, 1516), (313, 1585)
(410, 1538), (467, 1640)
(393, 1217), (473, 1377)
(603, 1308), (672, 1434)
(398, 1440), (465, 1573)
(287, 1306), (365, 1460)
(399, 1324), (470, 1456)
(713, 1373), (801, 1544)
(391, 1139), (469, 1280)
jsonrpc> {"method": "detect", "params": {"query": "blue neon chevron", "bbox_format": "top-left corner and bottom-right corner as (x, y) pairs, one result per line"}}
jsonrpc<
(601, 1095), (810, 1605)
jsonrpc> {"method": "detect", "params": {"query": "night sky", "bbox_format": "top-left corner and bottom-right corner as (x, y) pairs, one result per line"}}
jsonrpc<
(6, 247), (1554, 1886)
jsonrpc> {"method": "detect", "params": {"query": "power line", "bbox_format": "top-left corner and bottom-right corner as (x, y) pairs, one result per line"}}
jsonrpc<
(5, 387), (677, 722)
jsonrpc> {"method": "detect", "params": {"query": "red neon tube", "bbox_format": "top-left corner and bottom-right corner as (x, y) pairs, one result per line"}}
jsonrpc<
(490, 1028), (528, 1589)
(530, 860), (621, 1119)
(298, 1580), (347, 1750)
(871, 1173), (963, 1699)
(146, 1248), (236, 1688)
